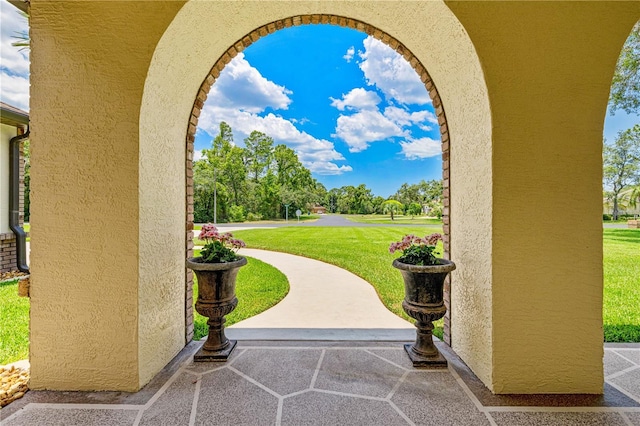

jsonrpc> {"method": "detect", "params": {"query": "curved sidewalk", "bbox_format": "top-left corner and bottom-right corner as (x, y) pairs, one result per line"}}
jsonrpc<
(227, 248), (415, 341)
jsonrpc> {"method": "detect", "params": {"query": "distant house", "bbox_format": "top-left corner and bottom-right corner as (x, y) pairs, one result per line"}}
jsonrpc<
(311, 205), (327, 214)
(0, 102), (29, 273)
(603, 188), (640, 217)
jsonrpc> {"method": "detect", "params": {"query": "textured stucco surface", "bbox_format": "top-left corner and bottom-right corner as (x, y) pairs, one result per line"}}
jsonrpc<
(448, 1), (640, 393)
(29, 0), (640, 393)
(29, 0), (185, 391)
(144, 0), (494, 389)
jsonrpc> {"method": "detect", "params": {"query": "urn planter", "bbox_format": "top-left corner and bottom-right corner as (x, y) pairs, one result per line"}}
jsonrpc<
(393, 258), (456, 367)
(186, 256), (247, 362)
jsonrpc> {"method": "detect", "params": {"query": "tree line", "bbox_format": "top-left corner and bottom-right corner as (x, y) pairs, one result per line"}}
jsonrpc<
(604, 21), (640, 220)
(194, 122), (444, 223)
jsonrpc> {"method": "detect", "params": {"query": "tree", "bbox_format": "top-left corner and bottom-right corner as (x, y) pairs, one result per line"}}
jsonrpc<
(244, 131), (274, 182)
(382, 199), (404, 221)
(610, 21), (640, 114)
(630, 185), (640, 209)
(407, 202), (423, 218)
(10, 11), (29, 51)
(392, 180), (443, 211)
(603, 124), (640, 220)
(193, 159), (228, 222)
(202, 122), (235, 221)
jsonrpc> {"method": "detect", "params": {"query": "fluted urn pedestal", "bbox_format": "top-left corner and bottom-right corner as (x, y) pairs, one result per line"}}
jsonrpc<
(393, 258), (456, 367)
(186, 256), (247, 362)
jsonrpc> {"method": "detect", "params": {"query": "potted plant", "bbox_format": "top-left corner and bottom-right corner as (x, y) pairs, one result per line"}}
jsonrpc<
(390, 233), (455, 367)
(186, 224), (246, 361)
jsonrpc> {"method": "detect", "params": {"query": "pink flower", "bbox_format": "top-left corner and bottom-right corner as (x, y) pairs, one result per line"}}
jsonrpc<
(197, 224), (246, 251)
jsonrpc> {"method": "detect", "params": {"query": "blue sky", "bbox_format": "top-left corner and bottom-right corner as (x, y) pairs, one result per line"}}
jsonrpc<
(195, 24), (442, 197)
(1, 0), (638, 197)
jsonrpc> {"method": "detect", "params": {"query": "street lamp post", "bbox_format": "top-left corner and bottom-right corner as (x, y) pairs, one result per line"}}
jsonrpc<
(285, 204), (290, 222)
(213, 168), (217, 224)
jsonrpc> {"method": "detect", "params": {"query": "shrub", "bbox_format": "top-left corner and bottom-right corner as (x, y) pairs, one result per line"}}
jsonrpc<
(228, 204), (246, 223)
(246, 212), (263, 222)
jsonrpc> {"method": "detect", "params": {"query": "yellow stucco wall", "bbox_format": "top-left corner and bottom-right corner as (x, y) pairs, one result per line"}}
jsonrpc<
(143, 0), (495, 387)
(448, 0), (639, 393)
(28, 0), (639, 393)
(29, 0), (184, 391)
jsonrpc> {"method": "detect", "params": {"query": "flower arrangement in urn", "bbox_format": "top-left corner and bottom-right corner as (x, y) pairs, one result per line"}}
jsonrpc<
(197, 223), (246, 263)
(389, 233), (444, 266)
(390, 232), (455, 367)
(187, 224), (247, 361)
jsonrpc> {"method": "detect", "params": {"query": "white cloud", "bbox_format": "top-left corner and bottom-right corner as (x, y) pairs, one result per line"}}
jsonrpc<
(343, 46), (355, 62)
(193, 150), (204, 161)
(306, 162), (353, 175)
(333, 109), (406, 153)
(208, 53), (292, 113)
(383, 106), (437, 127)
(330, 88), (381, 111)
(199, 53), (351, 175)
(290, 117), (311, 125)
(399, 137), (441, 160)
(358, 36), (430, 105)
(200, 105), (350, 175)
(0, 71), (29, 111)
(0, 0), (30, 111)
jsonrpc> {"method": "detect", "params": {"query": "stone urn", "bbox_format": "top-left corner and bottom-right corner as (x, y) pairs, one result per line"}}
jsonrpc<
(186, 256), (247, 361)
(393, 258), (456, 367)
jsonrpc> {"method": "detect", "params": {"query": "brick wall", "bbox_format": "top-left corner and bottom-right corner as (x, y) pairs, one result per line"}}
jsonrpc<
(0, 233), (17, 273)
(184, 15), (451, 345)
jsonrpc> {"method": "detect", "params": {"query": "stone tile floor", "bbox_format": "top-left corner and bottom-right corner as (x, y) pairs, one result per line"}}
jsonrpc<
(1, 341), (639, 425)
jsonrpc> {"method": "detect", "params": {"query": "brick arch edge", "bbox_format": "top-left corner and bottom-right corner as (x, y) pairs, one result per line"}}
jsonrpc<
(184, 14), (452, 345)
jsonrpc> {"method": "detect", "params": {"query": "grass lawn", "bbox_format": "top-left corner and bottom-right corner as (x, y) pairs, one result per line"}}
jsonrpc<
(0, 280), (29, 364)
(603, 229), (640, 342)
(192, 254), (289, 341)
(1, 228), (636, 365)
(346, 214), (442, 226)
(0, 255), (288, 364)
(234, 227), (640, 343)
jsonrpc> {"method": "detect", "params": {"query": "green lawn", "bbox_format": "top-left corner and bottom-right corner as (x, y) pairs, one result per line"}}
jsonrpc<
(0, 280), (30, 364)
(0, 255), (288, 365)
(192, 254), (289, 341)
(346, 214), (442, 225)
(1, 227), (637, 365)
(603, 229), (640, 342)
(234, 227), (640, 343)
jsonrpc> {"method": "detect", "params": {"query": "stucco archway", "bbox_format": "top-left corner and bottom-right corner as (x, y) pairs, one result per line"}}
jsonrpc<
(183, 15), (455, 347)
(28, 0), (639, 394)
(140, 0), (492, 389)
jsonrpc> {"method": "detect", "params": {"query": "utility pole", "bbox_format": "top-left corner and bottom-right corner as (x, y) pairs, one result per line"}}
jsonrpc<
(213, 168), (217, 224)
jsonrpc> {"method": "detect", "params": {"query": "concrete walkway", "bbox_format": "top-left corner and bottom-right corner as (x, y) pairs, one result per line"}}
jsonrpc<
(227, 249), (414, 341)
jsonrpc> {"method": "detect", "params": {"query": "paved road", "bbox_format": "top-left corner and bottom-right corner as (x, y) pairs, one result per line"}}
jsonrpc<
(603, 223), (635, 229)
(211, 216), (636, 230)
(210, 214), (440, 229)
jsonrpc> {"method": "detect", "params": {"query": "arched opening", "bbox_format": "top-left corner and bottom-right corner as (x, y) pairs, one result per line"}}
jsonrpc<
(141, 0), (492, 390)
(183, 16), (453, 345)
(23, 0), (636, 395)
